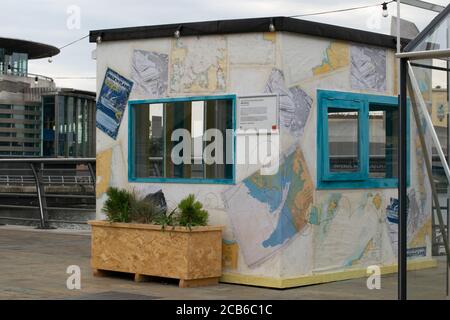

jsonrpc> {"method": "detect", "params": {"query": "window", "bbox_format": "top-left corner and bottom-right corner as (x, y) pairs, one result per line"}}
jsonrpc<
(129, 96), (235, 184)
(317, 90), (408, 189)
(369, 104), (399, 179)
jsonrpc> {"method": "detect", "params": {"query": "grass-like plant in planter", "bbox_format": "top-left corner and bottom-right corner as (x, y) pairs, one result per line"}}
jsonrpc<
(88, 188), (223, 288)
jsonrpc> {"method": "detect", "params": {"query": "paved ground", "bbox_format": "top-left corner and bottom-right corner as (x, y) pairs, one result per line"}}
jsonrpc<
(0, 225), (448, 300)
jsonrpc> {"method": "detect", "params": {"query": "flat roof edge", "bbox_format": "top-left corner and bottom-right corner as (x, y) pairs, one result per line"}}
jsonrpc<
(89, 16), (409, 49)
(0, 37), (60, 59)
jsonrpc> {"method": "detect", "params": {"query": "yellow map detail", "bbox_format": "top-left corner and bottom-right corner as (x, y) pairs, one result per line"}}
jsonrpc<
(263, 32), (276, 42)
(96, 148), (113, 198)
(351, 238), (375, 266)
(171, 44), (187, 62)
(313, 42), (349, 75)
(372, 193), (382, 210)
(222, 241), (239, 270)
(170, 39), (227, 93)
(409, 217), (432, 248)
(292, 148), (314, 231)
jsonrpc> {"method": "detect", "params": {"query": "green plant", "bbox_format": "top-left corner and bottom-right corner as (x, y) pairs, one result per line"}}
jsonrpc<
(178, 194), (208, 228)
(102, 187), (134, 223)
(129, 193), (165, 224)
(153, 207), (178, 229)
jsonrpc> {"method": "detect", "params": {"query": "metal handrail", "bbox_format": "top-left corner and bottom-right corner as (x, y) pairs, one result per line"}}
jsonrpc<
(0, 175), (93, 186)
(0, 158), (95, 163)
(0, 158), (96, 228)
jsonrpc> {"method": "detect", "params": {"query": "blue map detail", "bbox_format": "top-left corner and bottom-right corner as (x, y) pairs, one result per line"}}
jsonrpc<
(243, 150), (303, 248)
(262, 206), (297, 247)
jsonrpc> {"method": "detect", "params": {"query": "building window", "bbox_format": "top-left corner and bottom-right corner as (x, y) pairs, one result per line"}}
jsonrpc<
(129, 95), (235, 184)
(317, 90), (408, 189)
(369, 104), (399, 179)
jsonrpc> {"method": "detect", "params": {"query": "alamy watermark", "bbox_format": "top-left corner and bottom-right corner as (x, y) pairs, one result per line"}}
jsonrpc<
(66, 265), (81, 290)
(66, 5), (81, 30)
(366, 265), (381, 290)
(170, 126), (280, 176)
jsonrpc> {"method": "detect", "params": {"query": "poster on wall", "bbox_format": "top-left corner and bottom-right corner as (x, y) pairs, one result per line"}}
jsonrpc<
(96, 68), (134, 140)
(238, 94), (278, 131)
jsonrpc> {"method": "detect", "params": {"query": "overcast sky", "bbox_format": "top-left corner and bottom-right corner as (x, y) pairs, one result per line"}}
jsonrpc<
(1, 0), (449, 92)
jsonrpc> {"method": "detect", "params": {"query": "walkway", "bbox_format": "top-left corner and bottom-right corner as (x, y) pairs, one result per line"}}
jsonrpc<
(0, 225), (447, 300)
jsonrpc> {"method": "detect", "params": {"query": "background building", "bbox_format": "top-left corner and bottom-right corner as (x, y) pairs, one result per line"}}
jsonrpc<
(42, 88), (96, 158)
(0, 37), (58, 156)
(0, 37), (96, 157)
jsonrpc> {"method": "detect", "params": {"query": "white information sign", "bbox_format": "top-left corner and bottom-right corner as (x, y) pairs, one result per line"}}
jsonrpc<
(238, 95), (278, 131)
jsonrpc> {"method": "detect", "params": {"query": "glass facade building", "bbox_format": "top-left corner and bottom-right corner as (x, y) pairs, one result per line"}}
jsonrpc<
(0, 104), (41, 156)
(0, 48), (28, 76)
(1, 37), (93, 158)
(42, 90), (96, 158)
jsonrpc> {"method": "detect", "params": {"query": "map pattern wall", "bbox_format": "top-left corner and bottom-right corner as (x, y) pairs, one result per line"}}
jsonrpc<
(95, 32), (432, 281)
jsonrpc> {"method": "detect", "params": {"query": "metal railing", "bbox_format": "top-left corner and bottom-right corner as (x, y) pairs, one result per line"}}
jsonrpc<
(0, 158), (95, 228)
(433, 202), (450, 256)
(0, 174), (93, 186)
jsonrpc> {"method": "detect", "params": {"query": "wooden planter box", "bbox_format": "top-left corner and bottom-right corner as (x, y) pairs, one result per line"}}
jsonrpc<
(88, 220), (223, 288)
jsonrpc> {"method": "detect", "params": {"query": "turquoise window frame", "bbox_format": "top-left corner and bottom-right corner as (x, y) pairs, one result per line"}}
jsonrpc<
(320, 96), (367, 181)
(317, 89), (410, 189)
(128, 95), (236, 185)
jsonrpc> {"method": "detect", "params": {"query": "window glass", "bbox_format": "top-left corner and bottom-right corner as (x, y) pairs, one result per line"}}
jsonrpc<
(369, 105), (399, 179)
(328, 108), (359, 173)
(132, 97), (234, 181)
(318, 90), (404, 189)
(0, 48), (4, 74)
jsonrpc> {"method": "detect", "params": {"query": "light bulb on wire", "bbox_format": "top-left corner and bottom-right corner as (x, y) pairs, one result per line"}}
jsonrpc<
(269, 19), (275, 32)
(174, 26), (182, 39)
(382, 2), (389, 18)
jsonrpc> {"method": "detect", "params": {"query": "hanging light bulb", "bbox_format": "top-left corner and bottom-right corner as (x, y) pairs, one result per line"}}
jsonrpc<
(48, 57), (53, 63)
(269, 19), (276, 32)
(174, 26), (182, 39)
(382, 2), (389, 18)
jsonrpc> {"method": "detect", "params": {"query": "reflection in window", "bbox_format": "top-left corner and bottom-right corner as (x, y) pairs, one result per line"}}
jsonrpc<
(0, 51), (28, 76)
(369, 105), (398, 179)
(328, 108), (359, 172)
(132, 97), (234, 182)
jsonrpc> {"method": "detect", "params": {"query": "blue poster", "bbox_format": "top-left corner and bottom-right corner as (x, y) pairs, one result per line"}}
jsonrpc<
(96, 68), (133, 139)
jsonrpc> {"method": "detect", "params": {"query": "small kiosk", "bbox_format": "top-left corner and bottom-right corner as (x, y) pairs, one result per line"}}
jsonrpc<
(91, 17), (435, 288)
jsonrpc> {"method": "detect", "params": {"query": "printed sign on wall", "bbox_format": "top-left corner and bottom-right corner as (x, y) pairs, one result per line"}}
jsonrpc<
(96, 68), (133, 139)
(238, 94), (278, 131)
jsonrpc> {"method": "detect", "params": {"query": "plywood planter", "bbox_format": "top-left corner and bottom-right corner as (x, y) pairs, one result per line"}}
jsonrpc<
(88, 220), (223, 288)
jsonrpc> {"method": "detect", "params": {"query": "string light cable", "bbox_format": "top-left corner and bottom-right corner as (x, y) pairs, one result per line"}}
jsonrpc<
(289, 0), (396, 18)
(50, 1), (396, 79)
(57, 34), (89, 50)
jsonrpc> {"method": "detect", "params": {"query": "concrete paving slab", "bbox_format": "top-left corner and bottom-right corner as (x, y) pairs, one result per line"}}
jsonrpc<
(0, 225), (448, 300)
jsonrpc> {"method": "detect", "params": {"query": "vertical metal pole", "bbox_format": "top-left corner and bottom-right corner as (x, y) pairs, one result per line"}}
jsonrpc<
(87, 161), (96, 185)
(399, 57), (408, 300)
(397, 0), (401, 93)
(447, 112), (450, 297)
(30, 163), (49, 229)
(446, 197), (450, 299)
(446, 30), (450, 297)
(55, 95), (60, 157)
